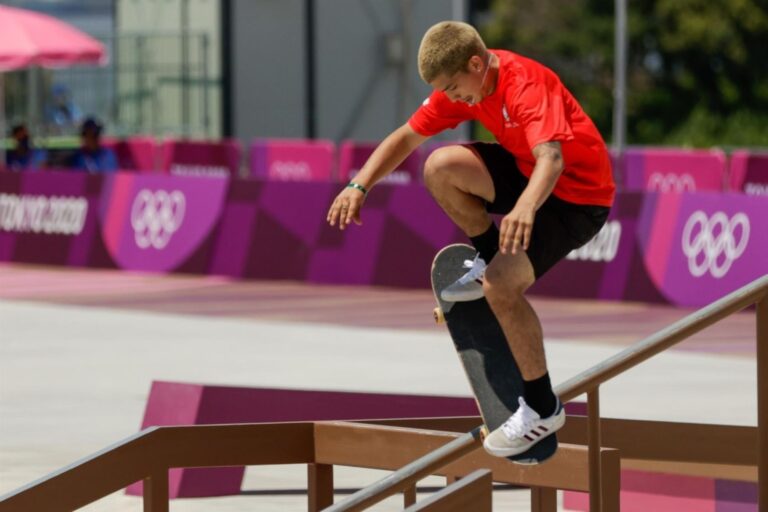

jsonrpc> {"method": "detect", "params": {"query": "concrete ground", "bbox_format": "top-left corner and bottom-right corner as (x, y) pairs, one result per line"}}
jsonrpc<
(0, 264), (759, 511)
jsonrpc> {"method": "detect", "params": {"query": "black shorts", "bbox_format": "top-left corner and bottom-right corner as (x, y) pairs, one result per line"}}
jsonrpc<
(469, 142), (610, 279)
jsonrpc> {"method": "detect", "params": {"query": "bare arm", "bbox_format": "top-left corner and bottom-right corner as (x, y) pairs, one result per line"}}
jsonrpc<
(351, 123), (429, 190)
(328, 123), (429, 229)
(499, 141), (565, 254)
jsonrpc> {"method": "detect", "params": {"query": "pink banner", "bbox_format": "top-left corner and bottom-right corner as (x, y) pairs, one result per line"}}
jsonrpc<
(729, 150), (768, 195)
(250, 138), (335, 181)
(159, 139), (242, 177)
(624, 148), (726, 193)
(102, 136), (158, 173)
(338, 140), (423, 185)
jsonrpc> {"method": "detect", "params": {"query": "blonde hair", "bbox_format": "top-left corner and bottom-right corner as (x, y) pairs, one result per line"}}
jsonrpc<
(417, 21), (487, 83)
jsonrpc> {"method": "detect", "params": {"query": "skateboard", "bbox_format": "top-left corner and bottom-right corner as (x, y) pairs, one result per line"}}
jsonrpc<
(431, 243), (558, 464)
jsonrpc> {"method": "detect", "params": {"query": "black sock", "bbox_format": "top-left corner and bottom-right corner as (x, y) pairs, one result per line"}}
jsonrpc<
(469, 223), (499, 263)
(523, 373), (558, 418)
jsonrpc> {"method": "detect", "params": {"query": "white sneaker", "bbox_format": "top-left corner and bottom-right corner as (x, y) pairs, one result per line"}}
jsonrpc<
(483, 397), (565, 458)
(440, 254), (487, 302)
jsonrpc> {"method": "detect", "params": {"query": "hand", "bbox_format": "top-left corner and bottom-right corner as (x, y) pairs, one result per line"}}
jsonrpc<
(500, 202), (535, 255)
(327, 186), (366, 230)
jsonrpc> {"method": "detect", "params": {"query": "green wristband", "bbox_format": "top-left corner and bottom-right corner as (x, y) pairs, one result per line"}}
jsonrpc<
(346, 182), (368, 196)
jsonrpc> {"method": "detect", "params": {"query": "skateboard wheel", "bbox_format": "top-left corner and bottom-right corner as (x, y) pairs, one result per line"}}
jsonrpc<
(433, 307), (445, 324)
(479, 425), (489, 441)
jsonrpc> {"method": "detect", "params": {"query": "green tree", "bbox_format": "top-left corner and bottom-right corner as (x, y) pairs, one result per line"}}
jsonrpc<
(478, 0), (768, 147)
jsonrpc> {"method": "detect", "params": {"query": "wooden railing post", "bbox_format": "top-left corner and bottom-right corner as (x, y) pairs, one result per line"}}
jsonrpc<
(599, 447), (621, 512)
(587, 388), (602, 512)
(308, 463), (334, 512)
(142, 469), (168, 512)
(531, 487), (556, 512)
(403, 484), (417, 507)
(758, 297), (767, 512)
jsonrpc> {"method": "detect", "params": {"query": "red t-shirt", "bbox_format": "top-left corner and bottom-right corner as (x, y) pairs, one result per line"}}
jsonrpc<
(408, 49), (615, 207)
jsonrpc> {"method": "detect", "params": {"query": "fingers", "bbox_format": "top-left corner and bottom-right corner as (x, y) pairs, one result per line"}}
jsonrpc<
(327, 193), (363, 230)
(500, 218), (532, 255)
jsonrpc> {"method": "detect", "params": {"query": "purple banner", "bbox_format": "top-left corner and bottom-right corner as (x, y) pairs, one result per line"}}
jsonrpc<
(99, 173), (229, 272)
(624, 148), (726, 193)
(2, 170), (766, 307)
(250, 139), (335, 181)
(0, 170), (110, 267)
(638, 192), (767, 306)
(729, 150), (768, 195)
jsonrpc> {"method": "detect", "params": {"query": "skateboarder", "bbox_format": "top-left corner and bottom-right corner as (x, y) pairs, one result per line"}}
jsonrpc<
(327, 21), (614, 457)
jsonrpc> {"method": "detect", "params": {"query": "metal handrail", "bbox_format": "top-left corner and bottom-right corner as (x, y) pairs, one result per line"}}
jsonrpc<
(329, 273), (768, 512)
(556, 274), (768, 402)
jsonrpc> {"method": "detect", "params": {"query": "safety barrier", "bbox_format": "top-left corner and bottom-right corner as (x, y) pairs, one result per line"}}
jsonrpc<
(0, 273), (765, 511)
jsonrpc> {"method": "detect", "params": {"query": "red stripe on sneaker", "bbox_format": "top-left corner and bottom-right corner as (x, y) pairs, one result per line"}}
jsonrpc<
(539, 426), (549, 432)
(524, 434), (534, 441)
(531, 430), (541, 437)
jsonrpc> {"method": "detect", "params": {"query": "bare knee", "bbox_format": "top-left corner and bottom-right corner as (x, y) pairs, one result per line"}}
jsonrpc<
(483, 265), (534, 307)
(423, 147), (459, 192)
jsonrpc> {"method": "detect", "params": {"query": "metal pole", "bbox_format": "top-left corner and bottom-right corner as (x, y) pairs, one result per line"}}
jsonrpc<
(180, 0), (190, 137)
(304, 0), (316, 139)
(612, 0), (628, 186)
(758, 296), (768, 512)
(201, 34), (210, 138)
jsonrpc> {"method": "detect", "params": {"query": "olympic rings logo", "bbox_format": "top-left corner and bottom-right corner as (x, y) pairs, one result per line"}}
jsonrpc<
(130, 189), (186, 250)
(648, 172), (696, 193)
(681, 210), (749, 278)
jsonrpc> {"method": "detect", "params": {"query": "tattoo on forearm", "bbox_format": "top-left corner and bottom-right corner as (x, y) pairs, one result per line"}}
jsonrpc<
(533, 141), (563, 165)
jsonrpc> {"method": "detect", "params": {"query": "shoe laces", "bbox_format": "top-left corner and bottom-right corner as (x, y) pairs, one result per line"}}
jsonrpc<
(458, 254), (486, 284)
(501, 397), (540, 440)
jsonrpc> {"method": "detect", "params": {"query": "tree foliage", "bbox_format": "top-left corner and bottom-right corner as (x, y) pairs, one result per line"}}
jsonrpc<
(478, 0), (768, 147)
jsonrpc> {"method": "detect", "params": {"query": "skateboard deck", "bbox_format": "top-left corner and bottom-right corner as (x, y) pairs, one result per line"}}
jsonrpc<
(431, 243), (558, 464)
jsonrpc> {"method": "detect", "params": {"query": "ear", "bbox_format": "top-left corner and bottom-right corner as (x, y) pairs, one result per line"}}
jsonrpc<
(469, 55), (484, 74)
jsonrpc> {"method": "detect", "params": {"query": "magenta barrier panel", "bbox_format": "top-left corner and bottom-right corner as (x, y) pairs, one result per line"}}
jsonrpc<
(125, 381), (480, 498)
(564, 469), (756, 512)
(338, 140), (424, 185)
(637, 192), (767, 306)
(623, 147), (727, 193)
(1, 171), (766, 307)
(729, 150), (768, 195)
(99, 173), (230, 272)
(0, 170), (115, 267)
(102, 136), (158, 173)
(159, 139), (242, 177)
(249, 138), (335, 181)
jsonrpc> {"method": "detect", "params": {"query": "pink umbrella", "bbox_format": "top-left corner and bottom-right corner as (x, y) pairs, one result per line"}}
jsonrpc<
(0, 5), (106, 163)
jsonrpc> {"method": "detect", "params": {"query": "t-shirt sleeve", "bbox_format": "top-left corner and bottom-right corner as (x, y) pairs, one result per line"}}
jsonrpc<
(510, 81), (574, 149)
(408, 90), (472, 136)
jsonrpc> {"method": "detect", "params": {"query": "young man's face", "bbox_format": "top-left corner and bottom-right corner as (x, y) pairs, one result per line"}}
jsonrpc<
(429, 55), (489, 106)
